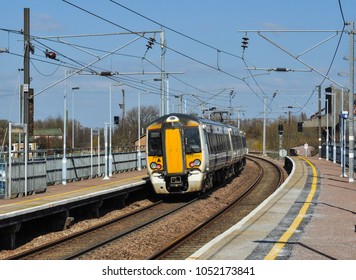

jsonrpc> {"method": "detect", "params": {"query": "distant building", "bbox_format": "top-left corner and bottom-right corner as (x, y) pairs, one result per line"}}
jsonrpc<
(302, 85), (356, 138)
(134, 134), (146, 151)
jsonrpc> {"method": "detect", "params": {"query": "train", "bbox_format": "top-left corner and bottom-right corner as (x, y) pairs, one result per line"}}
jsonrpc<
(146, 113), (247, 194)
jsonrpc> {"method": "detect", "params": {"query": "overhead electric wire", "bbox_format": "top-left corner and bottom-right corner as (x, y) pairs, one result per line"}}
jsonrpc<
(61, 0), (279, 116)
(61, 1), (246, 81)
(107, 0), (243, 60)
(106, 0), (275, 109)
(314, 0), (347, 88)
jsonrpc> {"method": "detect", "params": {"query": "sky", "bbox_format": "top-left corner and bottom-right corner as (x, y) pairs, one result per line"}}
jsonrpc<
(0, 0), (355, 129)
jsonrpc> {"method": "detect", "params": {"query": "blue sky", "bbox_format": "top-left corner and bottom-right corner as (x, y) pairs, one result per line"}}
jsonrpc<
(0, 0), (355, 128)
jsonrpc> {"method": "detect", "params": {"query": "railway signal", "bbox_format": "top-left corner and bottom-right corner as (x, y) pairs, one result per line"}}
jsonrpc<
(297, 122), (303, 132)
(278, 124), (284, 136)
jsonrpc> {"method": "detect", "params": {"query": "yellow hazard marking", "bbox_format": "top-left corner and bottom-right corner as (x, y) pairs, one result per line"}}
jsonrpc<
(0, 175), (145, 209)
(165, 129), (184, 174)
(264, 157), (317, 260)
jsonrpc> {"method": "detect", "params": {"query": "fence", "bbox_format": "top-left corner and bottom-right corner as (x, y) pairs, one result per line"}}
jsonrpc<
(0, 151), (146, 199)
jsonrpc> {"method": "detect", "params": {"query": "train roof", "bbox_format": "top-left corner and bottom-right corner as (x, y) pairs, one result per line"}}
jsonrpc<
(148, 113), (244, 134)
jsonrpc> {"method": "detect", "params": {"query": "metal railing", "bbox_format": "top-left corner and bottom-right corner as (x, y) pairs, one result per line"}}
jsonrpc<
(0, 151), (146, 199)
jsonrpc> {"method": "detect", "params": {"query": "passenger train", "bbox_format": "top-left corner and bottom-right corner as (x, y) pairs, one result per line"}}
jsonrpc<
(146, 113), (247, 194)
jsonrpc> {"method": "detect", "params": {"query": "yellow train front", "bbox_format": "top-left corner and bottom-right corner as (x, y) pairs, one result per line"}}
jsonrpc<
(146, 113), (247, 195)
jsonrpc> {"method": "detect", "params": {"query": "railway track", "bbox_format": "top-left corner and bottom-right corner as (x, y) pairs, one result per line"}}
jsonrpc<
(148, 155), (284, 259)
(7, 198), (198, 260)
(6, 155), (284, 260)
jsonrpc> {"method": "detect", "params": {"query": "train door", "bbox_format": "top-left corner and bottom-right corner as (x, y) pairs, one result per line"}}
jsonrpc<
(164, 127), (185, 174)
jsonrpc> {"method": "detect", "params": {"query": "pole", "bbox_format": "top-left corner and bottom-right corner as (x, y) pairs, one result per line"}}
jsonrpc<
(18, 70), (23, 153)
(348, 21), (355, 182)
(333, 92), (336, 163)
(103, 122), (109, 180)
(326, 99), (329, 161)
(72, 90), (74, 152)
(318, 85), (322, 159)
(263, 96), (266, 156)
(62, 71), (67, 185)
(342, 112), (347, 177)
(109, 84), (113, 177)
(97, 130), (100, 176)
(166, 77), (170, 114)
(160, 30), (166, 116)
(23, 8), (30, 132)
(279, 135), (283, 161)
(24, 124), (28, 196)
(90, 128), (93, 178)
(137, 92), (142, 171)
(8, 123), (12, 199)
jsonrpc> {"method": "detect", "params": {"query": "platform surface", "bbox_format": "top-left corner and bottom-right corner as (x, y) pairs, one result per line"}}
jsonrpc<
(0, 169), (148, 219)
(188, 156), (356, 260)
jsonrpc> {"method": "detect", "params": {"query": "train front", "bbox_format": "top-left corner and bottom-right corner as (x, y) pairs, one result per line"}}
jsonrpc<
(146, 114), (205, 194)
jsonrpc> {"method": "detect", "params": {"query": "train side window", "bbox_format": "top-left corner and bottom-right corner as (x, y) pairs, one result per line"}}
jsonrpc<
(184, 127), (201, 154)
(209, 133), (216, 153)
(148, 130), (163, 156)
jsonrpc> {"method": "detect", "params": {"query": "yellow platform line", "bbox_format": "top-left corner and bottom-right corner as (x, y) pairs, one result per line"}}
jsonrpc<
(264, 157), (317, 260)
(0, 175), (145, 209)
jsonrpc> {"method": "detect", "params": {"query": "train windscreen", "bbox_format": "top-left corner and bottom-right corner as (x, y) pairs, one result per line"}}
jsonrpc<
(184, 127), (201, 154)
(148, 131), (163, 156)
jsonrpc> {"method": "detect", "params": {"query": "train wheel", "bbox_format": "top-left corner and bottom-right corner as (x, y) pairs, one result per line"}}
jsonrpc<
(202, 174), (213, 193)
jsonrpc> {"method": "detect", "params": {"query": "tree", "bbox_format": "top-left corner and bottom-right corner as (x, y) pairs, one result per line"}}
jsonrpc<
(113, 105), (159, 149)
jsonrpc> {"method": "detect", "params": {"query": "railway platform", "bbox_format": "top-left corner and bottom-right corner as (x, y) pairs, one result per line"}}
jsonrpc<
(188, 156), (356, 260)
(0, 169), (149, 249)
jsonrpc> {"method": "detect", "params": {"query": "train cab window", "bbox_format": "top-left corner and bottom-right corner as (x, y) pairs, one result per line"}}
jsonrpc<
(148, 130), (163, 156)
(184, 127), (201, 154)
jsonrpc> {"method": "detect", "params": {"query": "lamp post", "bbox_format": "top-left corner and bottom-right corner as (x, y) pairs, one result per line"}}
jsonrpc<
(109, 83), (123, 177)
(136, 91), (150, 171)
(71, 87), (79, 152)
(325, 91), (336, 163)
(137, 92), (141, 171)
(263, 96), (266, 156)
(62, 69), (77, 185)
(348, 21), (354, 182)
(62, 72), (68, 185)
(154, 77), (170, 115)
(103, 122), (109, 180)
(326, 98), (329, 161)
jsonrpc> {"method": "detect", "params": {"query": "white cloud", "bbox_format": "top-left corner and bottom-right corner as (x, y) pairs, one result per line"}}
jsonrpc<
(32, 13), (65, 33)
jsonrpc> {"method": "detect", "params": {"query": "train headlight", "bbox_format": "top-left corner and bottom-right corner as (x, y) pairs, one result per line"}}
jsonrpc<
(189, 159), (201, 167)
(150, 162), (162, 170)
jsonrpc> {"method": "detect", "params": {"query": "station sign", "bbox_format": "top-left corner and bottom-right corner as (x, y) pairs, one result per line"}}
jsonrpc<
(342, 111), (349, 119)
(23, 84), (29, 93)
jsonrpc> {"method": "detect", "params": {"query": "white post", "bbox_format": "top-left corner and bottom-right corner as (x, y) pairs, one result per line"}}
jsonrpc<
(8, 123), (12, 199)
(24, 124), (28, 196)
(103, 123), (109, 180)
(137, 92), (142, 171)
(90, 128), (93, 178)
(166, 77), (170, 114)
(62, 71), (67, 185)
(333, 92), (336, 163)
(263, 96), (266, 156)
(326, 99), (329, 161)
(109, 85), (113, 177)
(97, 130), (100, 176)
